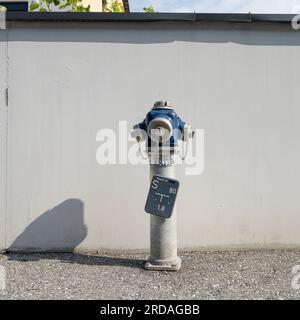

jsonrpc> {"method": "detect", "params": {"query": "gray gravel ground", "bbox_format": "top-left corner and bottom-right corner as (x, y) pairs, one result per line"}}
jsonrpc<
(0, 250), (300, 300)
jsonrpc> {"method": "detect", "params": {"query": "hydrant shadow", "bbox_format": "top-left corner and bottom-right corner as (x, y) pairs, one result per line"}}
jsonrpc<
(7, 199), (87, 252)
(59, 254), (146, 269)
(5, 253), (146, 270)
(5, 198), (145, 269)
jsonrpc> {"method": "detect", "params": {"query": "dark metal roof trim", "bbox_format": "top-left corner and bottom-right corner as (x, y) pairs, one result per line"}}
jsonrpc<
(5, 12), (297, 23)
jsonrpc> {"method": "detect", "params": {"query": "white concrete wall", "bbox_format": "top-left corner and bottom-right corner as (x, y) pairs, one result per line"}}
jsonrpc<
(1, 21), (300, 251)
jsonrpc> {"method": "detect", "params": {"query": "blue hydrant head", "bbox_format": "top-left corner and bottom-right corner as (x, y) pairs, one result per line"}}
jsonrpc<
(133, 101), (189, 151)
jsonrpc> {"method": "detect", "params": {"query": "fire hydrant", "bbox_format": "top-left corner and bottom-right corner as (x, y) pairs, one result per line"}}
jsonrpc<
(132, 101), (193, 271)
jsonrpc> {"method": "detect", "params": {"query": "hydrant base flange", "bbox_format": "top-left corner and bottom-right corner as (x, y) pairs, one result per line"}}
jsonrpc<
(144, 257), (181, 272)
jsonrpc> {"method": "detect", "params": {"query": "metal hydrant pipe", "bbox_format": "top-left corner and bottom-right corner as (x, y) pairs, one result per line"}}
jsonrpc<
(145, 160), (181, 271)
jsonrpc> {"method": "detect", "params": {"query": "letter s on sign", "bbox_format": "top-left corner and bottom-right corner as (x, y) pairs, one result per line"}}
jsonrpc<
(152, 180), (159, 189)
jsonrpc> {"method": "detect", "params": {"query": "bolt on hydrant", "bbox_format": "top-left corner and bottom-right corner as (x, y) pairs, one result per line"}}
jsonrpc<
(132, 101), (193, 271)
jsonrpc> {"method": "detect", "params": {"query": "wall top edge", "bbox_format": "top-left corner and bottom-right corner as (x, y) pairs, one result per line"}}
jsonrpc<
(3, 12), (297, 24)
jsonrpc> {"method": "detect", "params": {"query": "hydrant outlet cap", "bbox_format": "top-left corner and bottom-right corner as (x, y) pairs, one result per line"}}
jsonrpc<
(152, 101), (173, 109)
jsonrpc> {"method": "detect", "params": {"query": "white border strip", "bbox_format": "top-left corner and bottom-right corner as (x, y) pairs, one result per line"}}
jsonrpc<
(0, 6), (6, 30)
(0, 265), (6, 290)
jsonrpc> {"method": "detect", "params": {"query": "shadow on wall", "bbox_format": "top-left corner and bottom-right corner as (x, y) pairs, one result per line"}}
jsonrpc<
(6, 198), (145, 269)
(8, 199), (87, 252)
